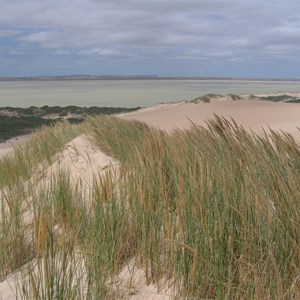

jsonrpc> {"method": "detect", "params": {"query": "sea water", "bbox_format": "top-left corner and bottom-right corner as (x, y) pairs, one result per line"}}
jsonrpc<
(0, 79), (299, 108)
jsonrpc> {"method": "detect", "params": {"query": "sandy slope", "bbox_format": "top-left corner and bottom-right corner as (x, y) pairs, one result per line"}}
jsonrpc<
(120, 98), (300, 139)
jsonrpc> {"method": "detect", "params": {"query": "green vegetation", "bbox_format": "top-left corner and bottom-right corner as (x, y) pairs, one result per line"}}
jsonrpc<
(0, 105), (140, 117)
(191, 94), (222, 103)
(191, 93), (244, 104)
(260, 95), (300, 103)
(190, 93), (300, 105)
(1, 116), (300, 299)
(286, 99), (300, 103)
(228, 93), (243, 101)
(0, 115), (58, 141)
(0, 106), (140, 141)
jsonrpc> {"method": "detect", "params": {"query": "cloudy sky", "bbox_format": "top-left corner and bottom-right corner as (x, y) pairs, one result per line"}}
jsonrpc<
(1, 0), (300, 78)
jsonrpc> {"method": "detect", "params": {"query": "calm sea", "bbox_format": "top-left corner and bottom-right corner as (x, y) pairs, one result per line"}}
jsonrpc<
(0, 80), (300, 108)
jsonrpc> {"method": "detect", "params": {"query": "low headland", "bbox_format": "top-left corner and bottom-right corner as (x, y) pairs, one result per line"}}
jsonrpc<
(0, 92), (300, 299)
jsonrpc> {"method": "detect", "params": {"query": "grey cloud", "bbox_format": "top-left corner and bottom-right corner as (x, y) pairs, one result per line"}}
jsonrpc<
(2, 0), (299, 50)
(1, 0), (300, 77)
(77, 48), (119, 56)
(52, 50), (72, 55)
(20, 31), (60, 43)
(0, 29), (21, 38)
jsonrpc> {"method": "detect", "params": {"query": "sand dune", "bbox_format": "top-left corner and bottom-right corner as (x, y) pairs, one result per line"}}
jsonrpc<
(1, 96), (300, 298)
(0, 134), (172, 299)
(120, 98), (300, 139)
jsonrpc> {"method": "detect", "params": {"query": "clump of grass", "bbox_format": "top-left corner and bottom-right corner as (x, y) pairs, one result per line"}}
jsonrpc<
(0, 121), (81, 189)
(86, 115), (300, 298)
(1, 115), (300, 299)
(228, 93), (243, 101)
(260, 95), (300, 103)
(85, 115), (151, 162)
(191, 94), (222, 103)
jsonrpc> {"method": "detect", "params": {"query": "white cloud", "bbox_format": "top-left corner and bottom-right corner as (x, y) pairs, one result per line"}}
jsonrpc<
(19, 30), (68, 49)
(77, 48), (119, 56)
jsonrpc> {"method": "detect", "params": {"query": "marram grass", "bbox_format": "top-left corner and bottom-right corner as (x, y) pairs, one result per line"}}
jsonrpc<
(0, 115), (300, 299)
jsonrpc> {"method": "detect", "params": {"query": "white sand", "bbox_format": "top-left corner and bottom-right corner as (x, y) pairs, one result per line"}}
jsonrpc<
(41, 133), (118, 187)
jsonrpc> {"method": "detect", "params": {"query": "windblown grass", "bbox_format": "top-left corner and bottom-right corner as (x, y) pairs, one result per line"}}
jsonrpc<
(0, 121), (80, 189)
(1, 115), (300, 299)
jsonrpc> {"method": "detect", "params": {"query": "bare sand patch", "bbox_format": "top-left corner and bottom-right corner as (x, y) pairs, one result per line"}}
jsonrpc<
(119, 99), (300, 139)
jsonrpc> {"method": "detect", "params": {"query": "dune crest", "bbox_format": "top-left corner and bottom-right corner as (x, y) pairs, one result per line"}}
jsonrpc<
(44, 133), (119, 186)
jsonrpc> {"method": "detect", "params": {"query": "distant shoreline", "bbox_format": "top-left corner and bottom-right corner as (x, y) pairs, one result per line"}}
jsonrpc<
(1, 76), (300, 82)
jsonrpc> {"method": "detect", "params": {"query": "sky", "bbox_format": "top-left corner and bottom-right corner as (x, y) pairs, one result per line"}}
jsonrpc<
(0, 0), (300, 78)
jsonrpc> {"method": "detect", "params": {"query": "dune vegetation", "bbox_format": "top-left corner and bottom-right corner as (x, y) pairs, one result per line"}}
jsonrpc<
(0, 115), (300, 299)
(0, 106), (140, 141)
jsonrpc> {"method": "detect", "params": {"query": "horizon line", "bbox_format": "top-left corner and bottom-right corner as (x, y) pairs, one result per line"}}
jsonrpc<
(1, 75), (300, 81)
